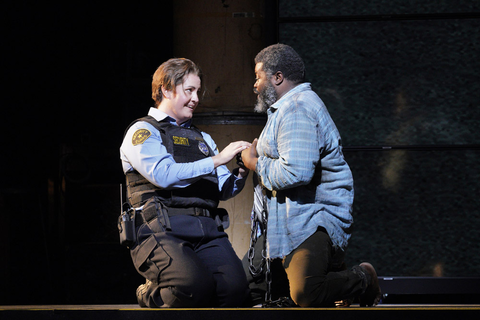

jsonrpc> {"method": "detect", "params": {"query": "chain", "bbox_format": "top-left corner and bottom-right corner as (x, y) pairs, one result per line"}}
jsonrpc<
(247, 187), (273, 304)
(265, 256), (272, 302)
(248, 218), (266, 277)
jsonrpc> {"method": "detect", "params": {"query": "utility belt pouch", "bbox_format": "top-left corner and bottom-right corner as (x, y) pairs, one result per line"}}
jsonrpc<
(214, 208), (230, 230)
(142, 197), (171, 232)
(118, 203), (136, 248)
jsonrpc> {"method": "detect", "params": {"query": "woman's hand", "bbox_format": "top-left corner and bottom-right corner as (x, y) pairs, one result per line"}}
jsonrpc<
(212, 141), (251, 168)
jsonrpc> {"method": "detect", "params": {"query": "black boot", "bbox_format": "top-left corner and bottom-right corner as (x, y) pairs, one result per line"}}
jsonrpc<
(352, 262), (382, 307)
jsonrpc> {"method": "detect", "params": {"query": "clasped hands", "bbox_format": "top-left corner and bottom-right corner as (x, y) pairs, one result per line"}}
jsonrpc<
(240, 138), (258, 171)
(212, 138), (258, 178)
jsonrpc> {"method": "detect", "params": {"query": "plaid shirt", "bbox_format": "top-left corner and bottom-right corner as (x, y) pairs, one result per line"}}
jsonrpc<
(256, 83), (354, 258)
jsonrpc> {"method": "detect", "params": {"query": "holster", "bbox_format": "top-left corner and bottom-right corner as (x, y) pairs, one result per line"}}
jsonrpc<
(120, 196), (230, 282)
(128, 197), (171, 282)
(214, 207), (230, 230)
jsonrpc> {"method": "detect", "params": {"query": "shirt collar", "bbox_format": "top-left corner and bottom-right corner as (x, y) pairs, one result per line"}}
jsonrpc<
(268, 82), (311, 114)
(147, 107), (192, 127)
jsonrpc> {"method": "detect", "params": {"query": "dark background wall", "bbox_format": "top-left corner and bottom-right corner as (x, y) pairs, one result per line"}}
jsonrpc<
(1, 0), (479, 305)
(2, 1), (175, 305)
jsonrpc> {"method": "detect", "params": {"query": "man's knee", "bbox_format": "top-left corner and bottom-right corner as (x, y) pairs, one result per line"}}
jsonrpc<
(291, 289), (315, 307)
(290, 279), (330, 307)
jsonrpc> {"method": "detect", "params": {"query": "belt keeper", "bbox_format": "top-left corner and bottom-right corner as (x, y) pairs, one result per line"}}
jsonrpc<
(195, 207), (210, 217)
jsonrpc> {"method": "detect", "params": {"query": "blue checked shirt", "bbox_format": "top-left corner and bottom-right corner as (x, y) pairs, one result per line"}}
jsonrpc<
(120, 108), (247, 204)
(256, 83), (354, 258)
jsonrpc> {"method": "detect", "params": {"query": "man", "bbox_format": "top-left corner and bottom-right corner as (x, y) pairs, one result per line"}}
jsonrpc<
(241, 44), (381, 307)
(120, 58), (251, 308)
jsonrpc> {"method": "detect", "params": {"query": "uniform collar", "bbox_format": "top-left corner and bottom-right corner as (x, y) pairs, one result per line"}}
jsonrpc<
(147, 107), (192, 127)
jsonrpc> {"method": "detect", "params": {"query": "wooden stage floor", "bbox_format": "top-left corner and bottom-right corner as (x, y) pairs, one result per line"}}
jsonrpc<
(2, 304), (480, 320)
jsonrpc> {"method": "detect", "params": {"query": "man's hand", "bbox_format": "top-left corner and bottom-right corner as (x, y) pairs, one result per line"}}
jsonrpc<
(241, 138), (258, 171)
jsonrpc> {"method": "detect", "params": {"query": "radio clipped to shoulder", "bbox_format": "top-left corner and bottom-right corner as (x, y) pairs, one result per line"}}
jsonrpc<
(118, 184), (136, 248)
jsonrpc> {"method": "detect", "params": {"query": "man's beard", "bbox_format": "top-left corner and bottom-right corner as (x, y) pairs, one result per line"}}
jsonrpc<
(254, 82), (277, 113)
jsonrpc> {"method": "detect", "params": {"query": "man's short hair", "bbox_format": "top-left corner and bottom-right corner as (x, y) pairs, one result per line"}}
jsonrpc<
(254, 44), (305, 83)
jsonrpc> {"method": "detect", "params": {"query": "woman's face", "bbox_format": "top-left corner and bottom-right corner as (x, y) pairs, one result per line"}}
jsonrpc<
(164, 73), (201, 125)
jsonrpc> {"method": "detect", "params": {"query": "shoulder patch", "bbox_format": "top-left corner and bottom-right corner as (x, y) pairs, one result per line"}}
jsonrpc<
(132, 129), (151, 146)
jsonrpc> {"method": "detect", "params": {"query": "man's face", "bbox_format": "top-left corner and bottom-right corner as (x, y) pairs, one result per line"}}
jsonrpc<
(254, 62), (277, 113)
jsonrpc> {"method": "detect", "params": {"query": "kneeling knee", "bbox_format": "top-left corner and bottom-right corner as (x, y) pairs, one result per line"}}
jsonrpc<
(291, 291), (316, 308)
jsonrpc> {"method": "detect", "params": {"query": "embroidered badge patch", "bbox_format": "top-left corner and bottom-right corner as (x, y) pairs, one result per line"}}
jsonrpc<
(132, 129), (151, 146)
(198, 141), (209, 156)
(173, 136), (189, 146)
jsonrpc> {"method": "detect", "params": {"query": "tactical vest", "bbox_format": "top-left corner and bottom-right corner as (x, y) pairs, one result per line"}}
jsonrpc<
(125, 116), (219, 209)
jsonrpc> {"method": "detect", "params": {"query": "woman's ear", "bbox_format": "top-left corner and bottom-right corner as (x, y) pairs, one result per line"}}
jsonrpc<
(161, 86), (171, 99)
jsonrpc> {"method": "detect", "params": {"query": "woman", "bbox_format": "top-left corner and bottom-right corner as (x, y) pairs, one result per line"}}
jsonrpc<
(120, 58), (251, 307)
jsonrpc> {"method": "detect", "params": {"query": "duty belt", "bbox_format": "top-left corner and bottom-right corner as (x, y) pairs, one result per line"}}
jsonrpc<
(167, 207), (212, 217)
(141, 205), (211, 223)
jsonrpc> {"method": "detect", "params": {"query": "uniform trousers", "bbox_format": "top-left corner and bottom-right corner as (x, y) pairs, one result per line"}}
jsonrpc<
(137, 214), (249, 307)
(242, 227), (364, 307)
